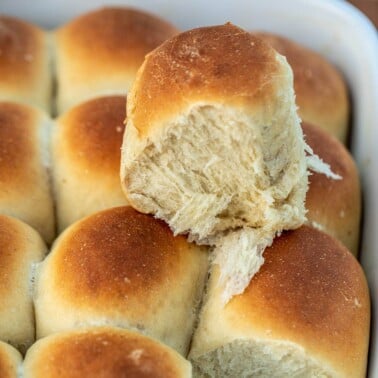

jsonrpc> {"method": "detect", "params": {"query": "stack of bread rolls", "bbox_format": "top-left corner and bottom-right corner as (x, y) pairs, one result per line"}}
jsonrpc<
(0, 5), (370, 378)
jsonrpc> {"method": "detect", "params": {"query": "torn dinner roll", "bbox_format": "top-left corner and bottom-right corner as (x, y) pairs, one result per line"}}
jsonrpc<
(52, 96), (128, 232)
(121, 23), (334, 302)
(0, 102), (55, 244)
(54, 6), (179, 113)
(254, 32), (349, 143)
(0, 15), (51, 112)
(23, 327), (192, 378)
(303, 122), (361, 255)
(34, 206), (208, 355)
(0, 215), (47, 352)
(189, 226), (370, 378)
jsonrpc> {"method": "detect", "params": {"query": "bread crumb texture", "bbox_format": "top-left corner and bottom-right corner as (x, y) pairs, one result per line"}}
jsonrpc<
(122, 23), (316, 302)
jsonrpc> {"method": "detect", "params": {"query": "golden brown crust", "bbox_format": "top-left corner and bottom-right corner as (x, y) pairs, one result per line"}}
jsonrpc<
(0, 16), (45, 90)
(50, 207), (191, 311)
(56, 96), (126, 172)
(0, 350), (9, 378)
(0, 354), (12, 378)
(254, 32), (349, 141)
(25, 327), (189, 377)
(0, 215), (25, 296)
(0, 102), (55, 243)
(229, 225), (370, 376)
(36, 206), (208, 354)
(129, 23), (285, 137)
(0, 102), (37, 188)
(57, 7), (178, 78)
(0, 214), (47, 352)
(0, 341), (20, 378)
(302, 122), (361, 254)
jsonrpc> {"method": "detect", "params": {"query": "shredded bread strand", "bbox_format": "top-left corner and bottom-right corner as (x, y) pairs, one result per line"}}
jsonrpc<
(213, 150), (341, 304)
(213, 228), (273, 304)
(305, 143), (342, 180)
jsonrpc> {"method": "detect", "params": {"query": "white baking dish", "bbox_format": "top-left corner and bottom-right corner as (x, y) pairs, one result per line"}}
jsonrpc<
(2, 0), (377, 375)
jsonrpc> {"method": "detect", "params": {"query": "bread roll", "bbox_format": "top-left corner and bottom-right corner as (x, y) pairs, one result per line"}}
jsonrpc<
(303, 122), (361, 255)
(189, 226), (370, 377)
(52, 96), (128, 232)
(55, 7), (179, 113)
(121, 23), (338, 302)
(0, 341), (22, 378)
(23, 327), (191, 377)
(0, 215), (47, 352)
(0, 16), (51, 112)
(254, 32), (349, 143)
(0, 102), (55, 243)
(34, 206), (208, 355)
(121, 23), (307, 241)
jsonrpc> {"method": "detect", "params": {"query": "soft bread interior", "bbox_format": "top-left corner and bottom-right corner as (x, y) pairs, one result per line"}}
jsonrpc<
(191, 339), (335, 378)
(121, 24), (339, 303)
(123, 100), (308, 302)
(124, 103), (307, 242)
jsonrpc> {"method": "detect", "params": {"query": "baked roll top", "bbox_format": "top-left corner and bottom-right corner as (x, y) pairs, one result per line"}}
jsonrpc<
(34, 206), (208, 355)
(54, 6), (179, 113)
(23, 327), (192, 377)
(52, 96), (128, 232)
(0, 16), (51, 112)
(0, 102), (54, 243)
